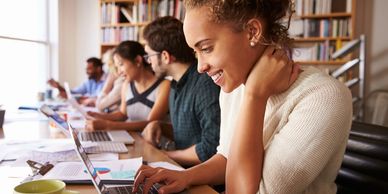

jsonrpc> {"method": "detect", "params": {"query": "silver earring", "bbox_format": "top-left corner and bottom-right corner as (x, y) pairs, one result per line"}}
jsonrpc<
(250, 41), (256, 47)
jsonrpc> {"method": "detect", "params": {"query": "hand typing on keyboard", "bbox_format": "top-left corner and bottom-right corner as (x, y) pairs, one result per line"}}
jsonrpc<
(133, 165), (188, 194)
(85, 119), (109, 131)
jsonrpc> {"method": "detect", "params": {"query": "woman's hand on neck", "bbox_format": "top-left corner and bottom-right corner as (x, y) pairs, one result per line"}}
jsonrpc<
(244, 46), (300, 100)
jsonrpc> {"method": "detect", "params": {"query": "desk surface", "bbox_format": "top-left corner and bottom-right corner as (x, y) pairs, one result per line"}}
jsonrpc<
(0, 119), (217, 194)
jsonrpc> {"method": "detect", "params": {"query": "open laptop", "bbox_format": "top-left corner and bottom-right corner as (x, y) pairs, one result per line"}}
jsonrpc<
(68, 123), (159, 194)
(40, 104), (134, 145)
(64, 81), (72, 98)
(64, 82), (90, 119)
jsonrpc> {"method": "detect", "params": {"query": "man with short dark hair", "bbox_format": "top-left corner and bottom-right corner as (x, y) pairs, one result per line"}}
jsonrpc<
(141, 16), (220, 167)
(48, 57), (106, 106)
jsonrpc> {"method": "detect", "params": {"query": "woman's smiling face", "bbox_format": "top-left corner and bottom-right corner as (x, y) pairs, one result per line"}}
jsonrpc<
(183, 6), (261, 93)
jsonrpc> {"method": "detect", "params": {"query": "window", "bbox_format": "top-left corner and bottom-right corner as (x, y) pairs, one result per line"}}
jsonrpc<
(0, 0), (50, 108)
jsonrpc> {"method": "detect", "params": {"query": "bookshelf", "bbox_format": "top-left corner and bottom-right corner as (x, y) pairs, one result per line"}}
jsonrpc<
(291, 0), (364, 120)
(99, 0), (185, 56)
(290, 0), (356, 65)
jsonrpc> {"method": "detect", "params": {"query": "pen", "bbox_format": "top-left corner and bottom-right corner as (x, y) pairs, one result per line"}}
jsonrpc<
(0, 159), (17, 165)
(18, 106), (38, 111)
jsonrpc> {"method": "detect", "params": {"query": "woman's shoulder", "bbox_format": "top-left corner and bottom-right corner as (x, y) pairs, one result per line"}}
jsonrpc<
(269, 66), (352, 106)
(155, 78), (171, 94)
(293, 66), (350, 94)
(158, 78), (171, 89)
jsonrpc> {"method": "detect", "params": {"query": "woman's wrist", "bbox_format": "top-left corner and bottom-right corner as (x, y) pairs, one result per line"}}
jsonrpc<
(183, 168), (195, 187)
(243, 89), (270, 102)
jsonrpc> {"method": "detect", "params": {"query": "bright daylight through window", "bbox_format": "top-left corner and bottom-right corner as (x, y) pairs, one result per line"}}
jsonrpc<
(0, 0), (49, 109)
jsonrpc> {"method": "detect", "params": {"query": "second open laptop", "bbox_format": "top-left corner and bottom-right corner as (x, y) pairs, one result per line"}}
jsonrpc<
(64, 82), (90, 119)
(68, 123), (159, 194)
(40, 105), (134, 151)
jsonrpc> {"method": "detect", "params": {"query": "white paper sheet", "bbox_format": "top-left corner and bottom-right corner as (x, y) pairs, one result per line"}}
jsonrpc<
(41, 157), (142, 181)
(0, 139), (97, 160)
(34, 140), (96, 153)
(11, 151), (119, 167)
(148, 161), (184, 171)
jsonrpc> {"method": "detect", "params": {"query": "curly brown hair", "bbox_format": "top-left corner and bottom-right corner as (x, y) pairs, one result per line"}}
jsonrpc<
(184, 0), (293, 48)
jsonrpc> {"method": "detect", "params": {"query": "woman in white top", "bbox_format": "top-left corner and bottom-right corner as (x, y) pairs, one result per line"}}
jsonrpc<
(133, 0), (352, 194)
(96, 50), (125, 112)
(86, 41), (170, 131)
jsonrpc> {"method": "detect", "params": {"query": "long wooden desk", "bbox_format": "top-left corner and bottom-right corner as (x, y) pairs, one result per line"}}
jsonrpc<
(0, 119), (217, 194)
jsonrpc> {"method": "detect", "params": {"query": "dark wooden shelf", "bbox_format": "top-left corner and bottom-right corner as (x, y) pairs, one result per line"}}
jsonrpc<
(101, 22), (148, 28)
(100, 0), (136, 3)
(293, 37), (351, 42)
(295, 12), (352, 19)
(296, 60), (348, 65)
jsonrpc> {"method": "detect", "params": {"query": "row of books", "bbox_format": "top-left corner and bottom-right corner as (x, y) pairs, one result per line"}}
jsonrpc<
(295, 0), (332, 15)
(293, 41), (334, 62)
(101, 1), (149, 24)
(101, 27), (141, 43)
(101, 0), (185, 25)
(302, 18), (351, 38)
(294, 0), (352, 15)
(157, 0), (185, 21)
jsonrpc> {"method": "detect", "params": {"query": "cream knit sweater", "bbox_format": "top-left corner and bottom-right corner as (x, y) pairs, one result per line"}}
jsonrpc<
(217, 66), (352, 194)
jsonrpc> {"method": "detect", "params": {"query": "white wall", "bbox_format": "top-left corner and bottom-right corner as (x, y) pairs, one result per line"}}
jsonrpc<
(356, 0), (388, 94)
(367, 0), (388, 92)
(58, 0), (99, 88)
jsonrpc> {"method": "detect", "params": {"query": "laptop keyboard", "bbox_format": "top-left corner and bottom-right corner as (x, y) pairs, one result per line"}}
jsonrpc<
(80, 131), (111, 141)
(117, 186), (134, 194)
(107, 184), (158, 194)
(85, 142), (128, 153)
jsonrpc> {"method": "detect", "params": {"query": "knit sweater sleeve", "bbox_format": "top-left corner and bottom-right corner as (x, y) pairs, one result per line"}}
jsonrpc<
(259, 80), (352, 194)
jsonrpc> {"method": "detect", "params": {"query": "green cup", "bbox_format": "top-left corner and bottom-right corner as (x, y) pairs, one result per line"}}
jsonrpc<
(14, 179), (79, 194)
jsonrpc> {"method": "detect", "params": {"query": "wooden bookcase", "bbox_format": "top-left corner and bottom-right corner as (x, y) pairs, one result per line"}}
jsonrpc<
(290, 0), (356, 66)
(99, 0), (185, 56)
(99, 0), (357, 66)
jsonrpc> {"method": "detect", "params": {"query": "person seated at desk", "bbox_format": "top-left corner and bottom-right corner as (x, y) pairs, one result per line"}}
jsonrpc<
(85, 41), (170, 132)
(133, 0), (352, 194)
(47, 57), (106, 106)
(141, 16), (221, 167)
(96, 49), (125, 112)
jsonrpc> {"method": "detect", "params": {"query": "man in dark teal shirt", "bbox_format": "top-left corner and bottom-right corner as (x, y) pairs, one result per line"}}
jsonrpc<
(142, 16), (220, 167)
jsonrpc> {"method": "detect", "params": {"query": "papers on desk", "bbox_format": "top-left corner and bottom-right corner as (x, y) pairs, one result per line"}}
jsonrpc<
(40, 157), (142, 182)
(149, 161), (184, 171)
(12, 150), (79, 166)
(0, 139), (110, 161)
(0, 139), (62, 160)
(35, 140), (96, 153)
(11, 151), (119, 167)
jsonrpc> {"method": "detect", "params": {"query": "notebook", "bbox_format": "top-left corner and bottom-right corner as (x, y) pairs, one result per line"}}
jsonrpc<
(40, 104), (134, 145)
(69, 123), (159, 194)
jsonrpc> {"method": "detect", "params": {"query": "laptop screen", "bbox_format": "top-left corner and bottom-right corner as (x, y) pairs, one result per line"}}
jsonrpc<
(64, 82), (72, 99)
(40, 105), (69, 134)
(68, 124), (103, 190)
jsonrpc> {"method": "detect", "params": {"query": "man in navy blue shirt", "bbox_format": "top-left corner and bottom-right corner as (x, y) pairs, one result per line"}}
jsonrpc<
(48, 57), (106, 106)
(142, 16), (220, 167)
